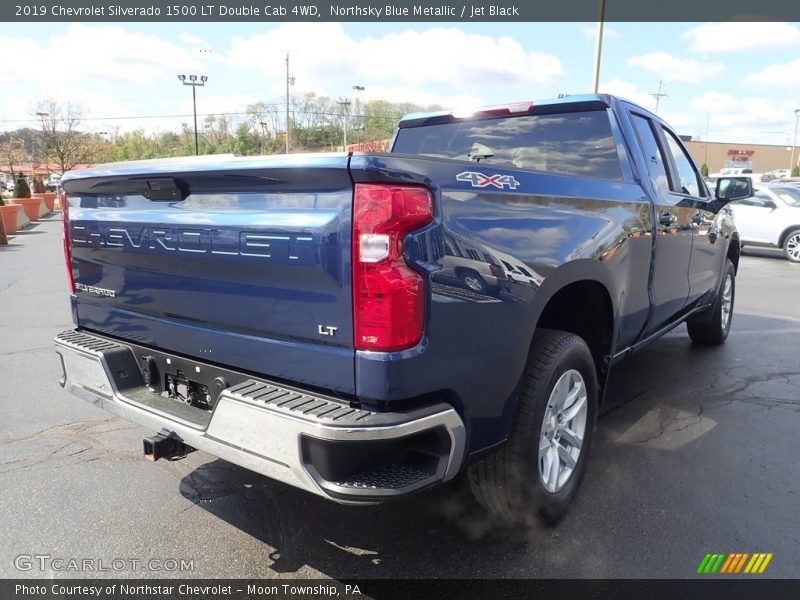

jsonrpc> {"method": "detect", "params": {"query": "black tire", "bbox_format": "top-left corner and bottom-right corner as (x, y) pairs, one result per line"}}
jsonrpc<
(687, 259), (735, 345)
(782, 229), (800, 262)
(458, 270), (488, 294)
(468, 329), (598, 525)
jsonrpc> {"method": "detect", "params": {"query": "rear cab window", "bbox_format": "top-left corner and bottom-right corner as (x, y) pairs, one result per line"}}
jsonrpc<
(392, 110), (623, 181)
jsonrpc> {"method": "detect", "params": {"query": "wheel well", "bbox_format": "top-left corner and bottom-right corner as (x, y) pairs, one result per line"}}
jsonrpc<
(454, 267), (480, 278)
(535, 280), (613, 392)
(778, 226), (800, 248)
(727, 235), (740, 273)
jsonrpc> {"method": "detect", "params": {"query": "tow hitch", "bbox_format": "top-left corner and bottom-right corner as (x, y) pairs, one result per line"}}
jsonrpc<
(143, 429), (193, 462)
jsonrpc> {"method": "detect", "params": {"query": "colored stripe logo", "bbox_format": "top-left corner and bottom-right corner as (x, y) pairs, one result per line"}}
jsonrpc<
(697, 552), (773, 574)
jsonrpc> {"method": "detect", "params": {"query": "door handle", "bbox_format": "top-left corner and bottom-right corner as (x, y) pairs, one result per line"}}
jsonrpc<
(659, 213), (676, 227)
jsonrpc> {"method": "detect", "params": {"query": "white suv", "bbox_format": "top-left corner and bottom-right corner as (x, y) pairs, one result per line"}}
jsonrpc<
(729, 184), (800, 262)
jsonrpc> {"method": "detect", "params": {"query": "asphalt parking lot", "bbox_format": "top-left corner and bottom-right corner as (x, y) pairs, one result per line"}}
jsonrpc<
(1, 217), (798, 579)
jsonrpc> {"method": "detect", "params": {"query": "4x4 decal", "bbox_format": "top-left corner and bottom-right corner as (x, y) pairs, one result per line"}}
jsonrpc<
(456, 171), (520, 190)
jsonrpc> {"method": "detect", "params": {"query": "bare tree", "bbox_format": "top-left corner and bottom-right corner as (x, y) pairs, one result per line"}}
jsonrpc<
(34, 98), (92, 174)
(0, 137), (27, 180)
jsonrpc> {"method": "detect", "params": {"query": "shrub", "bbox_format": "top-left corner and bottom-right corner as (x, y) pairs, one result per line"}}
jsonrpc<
(32, 175), (46, 194)
(700, 163), (709, 177)
(792, 165), (800, 178)
(14, 174), (31, 198)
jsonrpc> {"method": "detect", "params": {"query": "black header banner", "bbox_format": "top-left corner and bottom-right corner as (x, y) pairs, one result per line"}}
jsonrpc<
(3, 0), (800, 22)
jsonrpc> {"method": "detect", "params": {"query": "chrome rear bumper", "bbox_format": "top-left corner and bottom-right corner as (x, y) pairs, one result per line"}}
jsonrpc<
(54, 330), (465, 503)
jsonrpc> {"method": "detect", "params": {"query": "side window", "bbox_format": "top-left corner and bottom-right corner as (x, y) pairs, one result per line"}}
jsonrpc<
(630, 114), (669, 195)
(734, 191), (771, 208)
(662, 129), (703, 197)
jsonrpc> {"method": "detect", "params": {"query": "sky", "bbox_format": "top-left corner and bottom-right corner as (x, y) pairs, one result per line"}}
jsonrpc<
(2, 21), (800, 145)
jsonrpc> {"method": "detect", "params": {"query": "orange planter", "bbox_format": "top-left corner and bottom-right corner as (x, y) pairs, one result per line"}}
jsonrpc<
(42, 192), (57, 212)
(11, 198), (41, 222)
(0, 204), (19, 234)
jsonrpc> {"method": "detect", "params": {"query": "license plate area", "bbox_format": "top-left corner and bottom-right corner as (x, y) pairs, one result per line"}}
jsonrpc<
(165, 371), (212, 410)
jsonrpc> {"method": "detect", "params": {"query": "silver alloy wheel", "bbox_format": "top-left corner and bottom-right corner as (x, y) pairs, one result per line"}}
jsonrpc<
(463, 275), (484, 292)
(786, 233), (800, 262)
(538, 369), (588, 493)
(720, 273), (733, 330)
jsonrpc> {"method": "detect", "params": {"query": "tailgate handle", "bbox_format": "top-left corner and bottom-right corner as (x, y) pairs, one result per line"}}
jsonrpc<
(135, 177), (187, 201)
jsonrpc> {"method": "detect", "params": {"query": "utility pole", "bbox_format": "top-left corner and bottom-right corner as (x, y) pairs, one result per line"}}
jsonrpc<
(285, 54), (295, 154)
(790, 109), (800, 172)
(650, 80), (667, 114)
(591, 0), (606, 93)
(35, 111), (49, 172)
(704, 108), (710, 168)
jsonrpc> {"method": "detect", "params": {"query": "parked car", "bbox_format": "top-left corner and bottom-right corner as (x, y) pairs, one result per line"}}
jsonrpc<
(431, 232), (508, 294)
(45, 174), (62, 191)
(729, 184), (800, 262)
(55, 94), (750, 525)
(1, 178), (14, 192)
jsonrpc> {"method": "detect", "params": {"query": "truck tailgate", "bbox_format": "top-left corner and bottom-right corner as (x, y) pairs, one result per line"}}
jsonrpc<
(63, 155), (355, 395)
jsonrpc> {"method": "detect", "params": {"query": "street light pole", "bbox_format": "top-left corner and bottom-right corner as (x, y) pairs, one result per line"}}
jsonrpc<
(178, 74), (207, 156)
(790, 109), (800, 173)
(338, 99), (351, 148)
(352, 85), (364, 144)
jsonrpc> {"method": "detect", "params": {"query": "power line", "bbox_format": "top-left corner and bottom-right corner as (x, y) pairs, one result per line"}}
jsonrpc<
(0, 110), (404, 125)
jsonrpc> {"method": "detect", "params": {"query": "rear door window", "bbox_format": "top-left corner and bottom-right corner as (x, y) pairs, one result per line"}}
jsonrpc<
(630, 114), (670, 196)
(661, 128), (704, 197)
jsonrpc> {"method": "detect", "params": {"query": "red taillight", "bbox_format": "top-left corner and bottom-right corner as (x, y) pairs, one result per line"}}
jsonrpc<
(352, 183), (433, 352)
(61, 191), (75, 294)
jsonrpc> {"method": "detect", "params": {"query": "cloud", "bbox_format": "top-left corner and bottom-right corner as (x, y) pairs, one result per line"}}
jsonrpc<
(598, 79), (657, 112)
(689, 93), (795, 128)
(178, 33), (210, 47)
(222, 23), (565, 98)
(746, 59), (800, 89)
(0, 25), (204, 91)
(688, 92), (798, 143)
(580, 25), (621, 40)
(683, 22), (800, 53)
(627, 52), (724, 83)
(0, 24), (210, 131)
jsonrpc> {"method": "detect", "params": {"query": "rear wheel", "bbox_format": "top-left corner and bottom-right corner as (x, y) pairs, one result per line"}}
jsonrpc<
(783, 229), (800, 262)
(468, 329), (598, 525)
(687, 259), (735, 344)
(459, 270), (488, 293)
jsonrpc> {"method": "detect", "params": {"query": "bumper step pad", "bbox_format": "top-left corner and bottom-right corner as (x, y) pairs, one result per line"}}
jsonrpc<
(335, 463), (433, 490)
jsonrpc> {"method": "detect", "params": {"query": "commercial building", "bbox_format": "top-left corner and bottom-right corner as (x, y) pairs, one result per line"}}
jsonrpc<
(684, 140), (798, 174)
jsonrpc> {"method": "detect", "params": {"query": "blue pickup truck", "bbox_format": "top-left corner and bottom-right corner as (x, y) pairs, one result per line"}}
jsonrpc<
(55, 94), (751, 524)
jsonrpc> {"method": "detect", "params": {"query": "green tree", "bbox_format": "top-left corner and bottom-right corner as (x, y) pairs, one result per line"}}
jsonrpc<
(792, 165), (800, 177)
(700, 163), (709, 177)
(14, 174), (31, 198)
